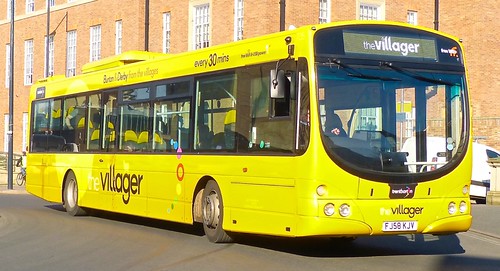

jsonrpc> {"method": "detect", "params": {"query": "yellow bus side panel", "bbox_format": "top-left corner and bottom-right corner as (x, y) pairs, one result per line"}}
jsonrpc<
(227, 181), (296, 236)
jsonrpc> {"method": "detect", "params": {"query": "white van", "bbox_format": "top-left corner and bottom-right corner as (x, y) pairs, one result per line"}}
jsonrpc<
(401, 137), (500, 203)
(471, 142), (500, 203)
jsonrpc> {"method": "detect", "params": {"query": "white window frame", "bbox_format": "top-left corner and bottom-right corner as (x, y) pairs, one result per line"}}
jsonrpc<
(90, 25), (102, 62)
(407, 10), (418, 25)
(66, 30), (77, 77)
(115, 20), (122, 55)
(45, 35), (55, 77)
(24, 39), (34, 86)
(234, 0), (244, 41)
(193, 4), (210, 50)
(7, 0), (16, 21)
(5, 44), (10, 88)
(4, 114), (8, 153)
(319, 0), (331, 24)
(26, 0), (35, 13)
(163, 12), (171, 53)
(359, 3), (382, 20)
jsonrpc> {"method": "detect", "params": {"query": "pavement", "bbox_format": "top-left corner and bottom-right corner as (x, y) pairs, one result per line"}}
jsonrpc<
(0, 171), (27, 194)
(1, 170), (499, 238)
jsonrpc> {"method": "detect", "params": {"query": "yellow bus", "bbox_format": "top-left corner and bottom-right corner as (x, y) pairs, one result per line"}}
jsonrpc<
(27, 21), (472, 243)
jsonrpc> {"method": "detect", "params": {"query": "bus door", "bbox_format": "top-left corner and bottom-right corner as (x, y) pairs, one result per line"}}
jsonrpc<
(29, 100), (51, 197)
(30, 99), (67, 201)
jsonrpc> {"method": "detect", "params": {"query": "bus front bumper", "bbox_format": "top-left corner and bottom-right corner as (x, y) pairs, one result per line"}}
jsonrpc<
(422, 214), (472, 234)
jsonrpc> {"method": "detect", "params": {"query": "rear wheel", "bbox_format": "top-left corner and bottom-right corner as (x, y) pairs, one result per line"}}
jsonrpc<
(63, 171), (87, 216)
(202, 180), (233, 243)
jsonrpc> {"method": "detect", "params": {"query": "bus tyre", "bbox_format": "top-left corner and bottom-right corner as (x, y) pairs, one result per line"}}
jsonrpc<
(202, 180), (233, 243)
(63, 171), (87, 216)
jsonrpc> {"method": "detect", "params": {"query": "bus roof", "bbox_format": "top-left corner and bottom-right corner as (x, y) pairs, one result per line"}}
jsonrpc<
(82, 51), (167, 74)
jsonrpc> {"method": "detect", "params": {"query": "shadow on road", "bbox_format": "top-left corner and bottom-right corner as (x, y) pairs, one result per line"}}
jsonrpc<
(44, 204), (205, 237)
(232, 233), (465, 257)
(437, 255), (500, 271)
(45, 203), (478, 260)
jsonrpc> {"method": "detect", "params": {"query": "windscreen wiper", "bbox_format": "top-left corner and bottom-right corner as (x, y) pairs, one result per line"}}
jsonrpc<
(380, 61), (455, 86)
(328, 59), (400, 82)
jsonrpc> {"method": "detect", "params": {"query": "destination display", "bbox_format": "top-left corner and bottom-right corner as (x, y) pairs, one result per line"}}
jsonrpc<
(343, 32), (437, 60)
(314, 25), (463, 65)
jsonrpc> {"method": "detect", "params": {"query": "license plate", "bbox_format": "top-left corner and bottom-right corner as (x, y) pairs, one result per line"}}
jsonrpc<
(382, 221), (418, 232)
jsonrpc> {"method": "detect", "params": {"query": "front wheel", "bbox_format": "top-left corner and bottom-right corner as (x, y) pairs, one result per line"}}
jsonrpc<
(63, 171), (87, 216)
(16, 172), (25, 186)
(202, 180), (233, 243)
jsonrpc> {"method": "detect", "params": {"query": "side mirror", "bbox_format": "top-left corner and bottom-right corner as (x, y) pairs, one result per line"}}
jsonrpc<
(270, 70), (289, 99)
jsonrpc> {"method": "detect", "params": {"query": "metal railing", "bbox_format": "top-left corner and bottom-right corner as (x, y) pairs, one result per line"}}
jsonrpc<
(0, 152), (22, 172)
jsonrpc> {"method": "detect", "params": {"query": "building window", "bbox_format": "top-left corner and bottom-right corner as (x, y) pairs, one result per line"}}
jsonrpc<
(3, 114), (8, 152)
(319, 0), (330, 24)
(359, 4), (379, 20)
(193, 4), (210, 49)
(90, 25), (101, 61)
(234, 0), (244, 41)
(48, 0), (55, 7)
(407, 10), (418, 25)
(163, 12), (171, 53)
(66, 30), (77, 77)
(26, 0), (35, 13)
(7, 0), (15, 21)
(45, 35), (54, 77)
(24, 39), (34, 85)
(115, 20), (122, 55)
(5, 44), (10, 88)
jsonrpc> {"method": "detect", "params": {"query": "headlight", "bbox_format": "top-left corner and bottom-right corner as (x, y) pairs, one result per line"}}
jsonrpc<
(324, 203), (335, 216)
(459, 201), (467, 213)
(339, 204), (351, 217)
(448, 202), (457, 215)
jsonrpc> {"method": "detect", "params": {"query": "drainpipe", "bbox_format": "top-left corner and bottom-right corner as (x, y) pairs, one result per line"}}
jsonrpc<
(434, 0), (439, 30)
(45, 1), (50, 77)
(279, 0), (286, 31)
(7, 0), (15, 190)
(145, 0), (150, 51)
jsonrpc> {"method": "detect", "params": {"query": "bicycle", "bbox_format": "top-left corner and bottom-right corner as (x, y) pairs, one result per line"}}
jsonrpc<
(16, 170), (26, 186)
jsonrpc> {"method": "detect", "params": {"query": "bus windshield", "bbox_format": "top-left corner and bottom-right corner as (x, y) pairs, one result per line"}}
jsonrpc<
(317, 61), (467, 180)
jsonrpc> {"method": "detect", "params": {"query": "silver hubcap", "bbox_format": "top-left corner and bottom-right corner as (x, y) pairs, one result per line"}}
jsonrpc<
(203, 191), (220, 229)
(66, 180), (77, 208)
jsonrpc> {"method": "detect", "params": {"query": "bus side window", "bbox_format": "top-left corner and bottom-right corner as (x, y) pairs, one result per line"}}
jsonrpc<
(102, 92), (118, 152)
(198, 124), (213, 149)
(245, 64), (294, 153)
(50, 99), (63, 133)
(118, 102), (150, 152)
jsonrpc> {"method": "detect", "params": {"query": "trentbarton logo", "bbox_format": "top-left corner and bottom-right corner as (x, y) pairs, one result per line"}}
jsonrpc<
(441, 46), (459, 58)
(99, 165), (143, 204)
(389, 183), (417, 199)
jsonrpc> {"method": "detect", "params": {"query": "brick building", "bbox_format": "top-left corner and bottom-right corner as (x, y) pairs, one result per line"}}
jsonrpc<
(0, 0), (498, 153)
